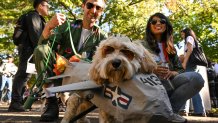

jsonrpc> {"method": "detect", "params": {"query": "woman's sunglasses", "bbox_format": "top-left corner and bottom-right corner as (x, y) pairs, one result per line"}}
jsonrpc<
(150, 19), (166, 25)
(86, 2), (103, 11)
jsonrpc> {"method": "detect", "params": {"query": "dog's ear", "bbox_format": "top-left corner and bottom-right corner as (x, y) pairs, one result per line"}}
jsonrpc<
(140, 49), (157, 73)
(89, 63), (105, 85)
(132, 41), (157, 73)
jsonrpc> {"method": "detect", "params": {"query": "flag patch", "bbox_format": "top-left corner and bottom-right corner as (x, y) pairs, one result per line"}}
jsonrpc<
(104, 86), (132, 109)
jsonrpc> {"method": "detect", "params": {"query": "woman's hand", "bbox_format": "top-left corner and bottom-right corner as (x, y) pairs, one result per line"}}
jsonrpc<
(42, 13), (66, 39)
(153, 65), (178, 79)
(153, 66), (169, 79)
(182, 62), (186, 69)
(164, 71), (178, 80)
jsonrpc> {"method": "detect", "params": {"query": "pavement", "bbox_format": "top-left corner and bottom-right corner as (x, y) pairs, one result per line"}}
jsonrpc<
(1, 101), (218, 123)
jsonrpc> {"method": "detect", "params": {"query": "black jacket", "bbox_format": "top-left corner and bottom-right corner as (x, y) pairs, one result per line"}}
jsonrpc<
(24, 10), (46, 50)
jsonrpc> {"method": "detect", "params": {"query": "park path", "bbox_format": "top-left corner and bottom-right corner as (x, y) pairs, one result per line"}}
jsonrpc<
(0, 101), (218, 123)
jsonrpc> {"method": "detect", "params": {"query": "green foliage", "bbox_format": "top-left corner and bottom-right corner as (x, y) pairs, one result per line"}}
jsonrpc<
(169, 0), (218, 62)
(0, 0), (217, 62)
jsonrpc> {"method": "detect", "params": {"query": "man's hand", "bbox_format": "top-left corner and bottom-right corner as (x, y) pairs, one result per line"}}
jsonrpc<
(42, 13), (66, 39)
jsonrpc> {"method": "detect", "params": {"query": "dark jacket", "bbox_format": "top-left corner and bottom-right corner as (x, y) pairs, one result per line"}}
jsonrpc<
(24, 10), (46, 50)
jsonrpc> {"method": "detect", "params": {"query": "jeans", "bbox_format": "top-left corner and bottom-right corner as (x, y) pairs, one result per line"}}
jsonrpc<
(169, 72), (204, 113)
(192, 93), (205, 113)
(1, 75), (13, 101)
(183, 66), (206, 114)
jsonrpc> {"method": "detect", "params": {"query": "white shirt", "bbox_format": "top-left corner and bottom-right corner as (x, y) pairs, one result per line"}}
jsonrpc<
(158, 43), (167, 63)
(78, 28), (92, 50)
(2, 62), (17, 77)
(184, 36), (196, 55)
(214, 63), (218, 75)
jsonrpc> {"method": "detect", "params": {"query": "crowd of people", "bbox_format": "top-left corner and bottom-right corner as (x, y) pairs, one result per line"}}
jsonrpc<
(1, 0), (218, 122)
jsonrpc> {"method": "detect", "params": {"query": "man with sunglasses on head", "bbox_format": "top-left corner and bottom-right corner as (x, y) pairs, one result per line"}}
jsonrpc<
(8, 0), (49, 112)
(34, 0), (107, 122)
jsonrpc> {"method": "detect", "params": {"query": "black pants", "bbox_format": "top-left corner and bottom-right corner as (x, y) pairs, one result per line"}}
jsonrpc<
(11, 45), (32, 103)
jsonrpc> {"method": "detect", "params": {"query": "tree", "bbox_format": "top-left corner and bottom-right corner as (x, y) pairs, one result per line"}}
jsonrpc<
(0, 0), (217, 62)
(166, 0), (218, 62)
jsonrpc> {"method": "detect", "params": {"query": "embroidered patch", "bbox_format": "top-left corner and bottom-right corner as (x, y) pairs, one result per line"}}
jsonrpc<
(138, 74), (162, 86)
(71, 24), (81, 28)
(64, 48), (72, 54)
(104, 86), (132, 109)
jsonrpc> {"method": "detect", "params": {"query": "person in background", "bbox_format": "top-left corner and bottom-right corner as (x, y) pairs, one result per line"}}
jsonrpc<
(0, 58), (3, 101)
(214, 63), (218, 78)
(214, 63), (218, 100)
(8, 0), (49, 112)
(33, 0), (107, 121)
(0, 56), (17, 105)
(142, 12), (204, 122)
(180, 28), (207, 116)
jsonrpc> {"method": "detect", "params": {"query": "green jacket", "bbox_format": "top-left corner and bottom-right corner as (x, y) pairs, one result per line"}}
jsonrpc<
(38, 19), (107, 60)
(141, 41), (184, 73)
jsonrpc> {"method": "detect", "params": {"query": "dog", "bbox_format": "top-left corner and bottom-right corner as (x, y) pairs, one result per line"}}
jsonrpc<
(89, 35), (158, 122)
(59, 35), (157, 123)
(89, 35), (157, 85)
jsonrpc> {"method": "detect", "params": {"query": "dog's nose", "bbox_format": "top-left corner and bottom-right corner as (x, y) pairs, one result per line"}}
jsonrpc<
(112, 59), (121, 68)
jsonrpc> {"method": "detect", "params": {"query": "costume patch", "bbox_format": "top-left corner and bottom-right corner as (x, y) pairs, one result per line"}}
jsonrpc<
(104, 86), (132, 109)
(138, 74), (162, 86)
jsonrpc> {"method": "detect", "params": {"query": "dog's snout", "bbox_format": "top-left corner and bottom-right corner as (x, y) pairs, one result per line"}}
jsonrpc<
(112, 59), (121, 68)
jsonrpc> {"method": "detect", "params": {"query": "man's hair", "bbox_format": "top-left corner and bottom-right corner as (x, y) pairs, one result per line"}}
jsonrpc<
(33, 0), (48, 8)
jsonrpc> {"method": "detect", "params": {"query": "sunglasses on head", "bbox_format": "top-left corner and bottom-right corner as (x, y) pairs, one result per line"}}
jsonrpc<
(150, 19), (166, 25)
(86, 2), (103, 11)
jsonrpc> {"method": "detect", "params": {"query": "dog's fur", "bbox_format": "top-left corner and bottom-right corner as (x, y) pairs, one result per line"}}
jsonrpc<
(61, 35), (157, 123)
(90, 36), (156, 85)
(89, 36), (157, 122)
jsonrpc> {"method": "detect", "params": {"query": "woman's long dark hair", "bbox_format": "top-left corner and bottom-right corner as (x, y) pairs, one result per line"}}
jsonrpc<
(181, 28), (198, 44)
(145, 12), (176, 55)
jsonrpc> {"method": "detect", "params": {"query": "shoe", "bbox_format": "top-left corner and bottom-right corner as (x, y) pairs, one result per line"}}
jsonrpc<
(40, 96), (59, 122)
(178, 110), (188, 116)
(169, 113), (187, 123)
(8, 101), (26, 112)
(191, 113), (207, 117)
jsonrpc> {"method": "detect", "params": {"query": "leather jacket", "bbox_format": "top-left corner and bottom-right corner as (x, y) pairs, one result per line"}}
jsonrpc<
(23, 10), (46, 50)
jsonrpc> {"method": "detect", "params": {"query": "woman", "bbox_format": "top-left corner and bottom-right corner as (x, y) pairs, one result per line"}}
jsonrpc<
(180, 28), (207, 116)
(142, 13), (204, 114)
(181, 28), (207, 70)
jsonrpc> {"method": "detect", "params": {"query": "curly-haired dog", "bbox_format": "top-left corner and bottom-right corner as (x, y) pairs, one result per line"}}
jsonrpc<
(89, 36), (156, 85)
(59, 35), (157, 123)
(89, 36), (157, 122)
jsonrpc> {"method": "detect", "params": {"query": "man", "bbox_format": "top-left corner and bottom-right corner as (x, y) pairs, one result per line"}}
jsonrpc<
(8, 0), (49, 112)
(34, 0), (107, 121)
(0, 56), (17, 105)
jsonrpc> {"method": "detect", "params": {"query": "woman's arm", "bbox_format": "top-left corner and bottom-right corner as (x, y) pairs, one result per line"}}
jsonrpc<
(182, 42), (193, 69)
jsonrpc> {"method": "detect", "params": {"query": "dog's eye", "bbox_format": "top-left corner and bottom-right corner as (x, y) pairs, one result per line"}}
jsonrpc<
(120, 49), (135, 60)
(103, 46), (115, 55)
